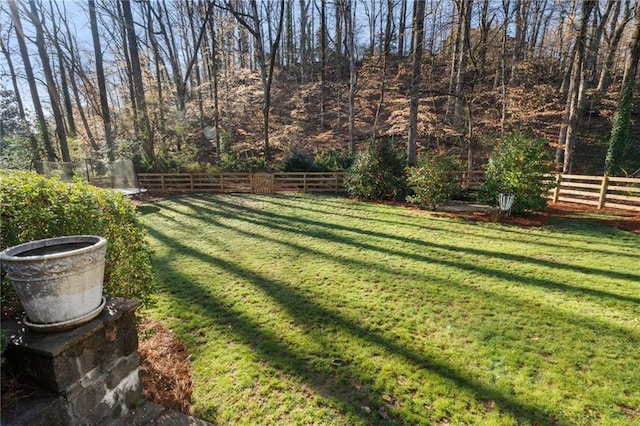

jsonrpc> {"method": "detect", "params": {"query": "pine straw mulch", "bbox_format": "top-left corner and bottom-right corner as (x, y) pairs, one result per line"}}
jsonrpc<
(410, 201), (640, 234)
(138, 317), (194, 415)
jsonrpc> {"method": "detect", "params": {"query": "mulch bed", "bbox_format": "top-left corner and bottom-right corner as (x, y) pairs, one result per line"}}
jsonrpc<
(471, 202), (639, 234)
(138, 318), (194, 414)
(407, 201), (640, 234)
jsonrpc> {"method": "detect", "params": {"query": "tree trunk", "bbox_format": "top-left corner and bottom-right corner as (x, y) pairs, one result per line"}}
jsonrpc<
(28, 0), (70, 162)
(453, 0), (472, 130)
(49, 0), (76, 139)
(227, 0), (284, 161)
(0, 24), (38, 156)
(373, 0), (393, 138)
(8, 0), (55, 161)
(0, 31), (26, 122)
(408, 0), (426, 166)
(556, 1), (595, 173)
(59, 9), (99, 152)
(446, 4), (462, 119)
(320, 0), (327, 128)
(597, 0), (632, 93)
(122, 0), (154, 162)
(398, 0), (407, 57)
(346, 1), (357, 153)
(89, 0), (114, 160)
(605, 5), (640, 175)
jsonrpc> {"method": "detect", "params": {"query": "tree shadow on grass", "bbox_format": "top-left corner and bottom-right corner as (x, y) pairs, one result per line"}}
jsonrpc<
(146, 225), (565, 425)
(170, 195), (640, 308)
(260, 194), (639, 257)
(149, 201), (639, 344)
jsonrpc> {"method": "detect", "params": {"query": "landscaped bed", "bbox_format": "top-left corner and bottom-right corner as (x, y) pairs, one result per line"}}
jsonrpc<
(139, 193), (640, 425)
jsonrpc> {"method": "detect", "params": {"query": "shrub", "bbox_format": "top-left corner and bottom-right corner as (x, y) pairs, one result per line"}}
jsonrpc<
(281, 146), (315, 172)
(0, 170), (154, 305)
(478, 131), (555, 214)
(313, 148), (353, 171)
(345, 138), (407, 200)
(407, 151), (463, 210)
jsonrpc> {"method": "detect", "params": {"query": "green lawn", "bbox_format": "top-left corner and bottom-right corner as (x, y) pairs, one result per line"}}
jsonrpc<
(139, 194), (640, 425)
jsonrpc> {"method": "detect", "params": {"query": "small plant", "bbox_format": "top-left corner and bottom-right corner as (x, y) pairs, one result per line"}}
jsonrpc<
(407, 150), (463, 210)
(478, 131), (555, 214)
(0, 171), (155, 306)
(345, 138), (407, 200)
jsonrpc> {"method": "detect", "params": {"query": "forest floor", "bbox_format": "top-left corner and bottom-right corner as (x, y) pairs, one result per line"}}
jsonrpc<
(136, 200), (639, 416)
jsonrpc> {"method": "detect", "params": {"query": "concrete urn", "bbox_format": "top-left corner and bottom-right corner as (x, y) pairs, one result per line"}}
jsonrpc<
(0, 235), (107, 332)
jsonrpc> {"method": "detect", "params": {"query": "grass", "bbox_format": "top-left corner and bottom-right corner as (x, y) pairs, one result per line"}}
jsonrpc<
(139, 194), (640, 425)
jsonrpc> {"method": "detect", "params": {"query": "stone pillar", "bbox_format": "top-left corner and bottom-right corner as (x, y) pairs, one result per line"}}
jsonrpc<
(2, 298), (142, 425)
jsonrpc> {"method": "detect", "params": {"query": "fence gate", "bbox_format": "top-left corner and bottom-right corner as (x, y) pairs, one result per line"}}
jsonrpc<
(251, 173), (274, 194)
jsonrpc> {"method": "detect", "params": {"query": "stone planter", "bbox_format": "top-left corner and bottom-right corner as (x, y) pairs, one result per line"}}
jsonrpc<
(0, 235), (107, 332)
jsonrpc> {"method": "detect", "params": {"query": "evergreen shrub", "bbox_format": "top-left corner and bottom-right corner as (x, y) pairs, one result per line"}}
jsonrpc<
(478, 131), (555, 214)
(0, 170), (154, 305)
(407, 150), (463, 210)
(345, 138), (407, 200)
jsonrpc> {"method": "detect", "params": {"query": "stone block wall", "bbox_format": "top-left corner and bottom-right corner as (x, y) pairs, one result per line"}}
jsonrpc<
(1, 298), (143, 425)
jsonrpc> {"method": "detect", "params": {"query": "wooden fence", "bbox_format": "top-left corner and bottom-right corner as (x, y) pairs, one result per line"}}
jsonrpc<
(549, 174), (640, 212)
(137, 172), (346, 194)
(137, 171), (640, 212)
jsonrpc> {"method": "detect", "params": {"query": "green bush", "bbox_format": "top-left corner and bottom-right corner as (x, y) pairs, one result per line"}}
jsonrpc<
(313, 148), (353, 171)
(281, 146), (315, 172)
(0, 170), (154, 305)
(478, 132), (555, 214)
(345, 138), (407, 200)
(407, 151), (463, 210)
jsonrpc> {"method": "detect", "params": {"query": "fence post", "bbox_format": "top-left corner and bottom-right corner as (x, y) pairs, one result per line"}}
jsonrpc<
(220, 173), (224, 192)
(552, 174), (562, 203)
(598, 175), (609, 209)
(334, 173), (338, 191)
(304, 173), (307, 192)
(190, 174), (194, 191)
(161, 174), (165, 192)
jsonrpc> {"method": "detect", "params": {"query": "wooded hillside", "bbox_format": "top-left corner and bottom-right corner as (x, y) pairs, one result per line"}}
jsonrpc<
(1, 0), (639, 176)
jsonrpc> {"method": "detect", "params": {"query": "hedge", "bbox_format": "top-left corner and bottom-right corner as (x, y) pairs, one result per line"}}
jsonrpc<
(1, 170), (154, 306)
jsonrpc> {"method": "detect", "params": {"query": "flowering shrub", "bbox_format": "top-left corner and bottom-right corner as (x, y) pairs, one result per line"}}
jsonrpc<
(406, 151), (463, 210)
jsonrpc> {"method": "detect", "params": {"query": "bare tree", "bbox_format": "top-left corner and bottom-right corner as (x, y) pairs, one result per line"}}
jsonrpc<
(121, 0), (154, 162)
(372, 0), (393, 138)
(8, 0), (56, 161)
(597, 0), (633, 93)
(225, 0), (285, 161)
(48, 0), (76, 139)
(26, 0), (71, 162)
(556, 0), (595, 173)
(397, 0), (407, 57)
(0, 22), (26, 123)
(408, 0), (426, 166)
(89, 0), (114, 160)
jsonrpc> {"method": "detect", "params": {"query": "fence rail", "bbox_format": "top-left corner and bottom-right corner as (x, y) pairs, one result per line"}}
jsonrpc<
(137, 172), (346, 194)
(550, 174), (640, 212)
(137, 172), (640, 212)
